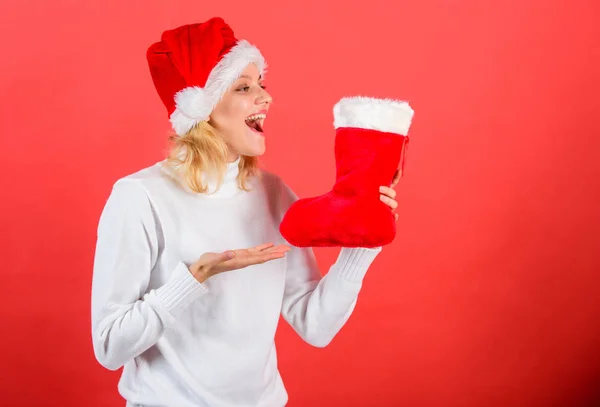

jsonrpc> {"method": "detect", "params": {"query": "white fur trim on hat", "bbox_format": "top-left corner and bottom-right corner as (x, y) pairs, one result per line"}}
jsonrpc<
(333, 96), (414, 136)
(170, 40), (267, 136)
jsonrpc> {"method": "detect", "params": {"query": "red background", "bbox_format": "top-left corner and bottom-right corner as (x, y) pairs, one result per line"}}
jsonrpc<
(1, 0), (600, 406)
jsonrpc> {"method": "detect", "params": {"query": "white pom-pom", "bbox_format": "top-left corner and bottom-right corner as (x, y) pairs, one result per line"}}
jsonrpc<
(169, 87), (211, 136)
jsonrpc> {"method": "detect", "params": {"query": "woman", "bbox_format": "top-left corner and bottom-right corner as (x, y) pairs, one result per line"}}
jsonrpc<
(91, 17), (401, 407)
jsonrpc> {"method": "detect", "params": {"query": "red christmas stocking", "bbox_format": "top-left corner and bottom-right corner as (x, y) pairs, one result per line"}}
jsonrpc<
(279, 96), (414, 248)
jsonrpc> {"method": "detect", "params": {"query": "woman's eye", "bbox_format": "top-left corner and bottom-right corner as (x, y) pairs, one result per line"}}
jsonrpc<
(238, 86), (250, 92)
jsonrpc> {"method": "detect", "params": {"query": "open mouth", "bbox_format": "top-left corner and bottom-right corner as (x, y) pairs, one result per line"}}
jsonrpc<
(245, 113), (265, 133)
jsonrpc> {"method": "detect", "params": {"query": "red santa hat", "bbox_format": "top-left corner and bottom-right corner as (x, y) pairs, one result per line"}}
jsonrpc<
(146, 17), (267, 136)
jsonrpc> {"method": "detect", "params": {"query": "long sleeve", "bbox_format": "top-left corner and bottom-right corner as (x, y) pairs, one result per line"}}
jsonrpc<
(278, 180), (381, 348)
(91, 180), (208, 370)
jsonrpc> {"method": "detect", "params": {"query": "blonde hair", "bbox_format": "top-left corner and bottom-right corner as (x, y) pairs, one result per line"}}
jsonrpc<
(163, 121), (261, 194)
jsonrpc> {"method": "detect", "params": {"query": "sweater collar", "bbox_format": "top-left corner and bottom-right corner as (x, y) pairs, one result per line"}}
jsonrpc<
(204, 156), (242, 197)
(160, 155), (243, 198)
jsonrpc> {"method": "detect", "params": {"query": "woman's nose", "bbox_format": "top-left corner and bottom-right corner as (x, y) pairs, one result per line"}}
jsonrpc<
(256, 87), (272, 105)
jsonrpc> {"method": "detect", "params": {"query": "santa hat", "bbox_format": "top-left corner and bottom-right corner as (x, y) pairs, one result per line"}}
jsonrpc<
(146, 17), (267, 136)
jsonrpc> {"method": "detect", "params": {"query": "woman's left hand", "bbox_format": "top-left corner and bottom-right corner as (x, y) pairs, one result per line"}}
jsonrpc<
(379, 169), (402, 222)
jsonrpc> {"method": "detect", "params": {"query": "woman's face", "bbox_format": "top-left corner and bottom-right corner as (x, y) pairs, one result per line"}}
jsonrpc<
(209, 63), (272, 162)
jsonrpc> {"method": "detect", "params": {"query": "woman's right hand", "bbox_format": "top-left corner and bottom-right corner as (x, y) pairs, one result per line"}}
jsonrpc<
(188, 243), (291, 283)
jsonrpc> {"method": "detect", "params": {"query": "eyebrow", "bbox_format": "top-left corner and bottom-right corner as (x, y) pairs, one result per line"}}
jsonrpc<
(238, 74), (262, 81)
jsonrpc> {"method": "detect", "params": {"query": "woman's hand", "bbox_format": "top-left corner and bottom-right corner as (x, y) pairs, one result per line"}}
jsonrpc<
(379, 168), (402, 222)
(189, 243), (291, 283)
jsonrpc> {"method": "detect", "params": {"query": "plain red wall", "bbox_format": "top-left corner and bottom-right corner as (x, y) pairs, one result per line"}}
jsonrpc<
(1, 0), (599, 406)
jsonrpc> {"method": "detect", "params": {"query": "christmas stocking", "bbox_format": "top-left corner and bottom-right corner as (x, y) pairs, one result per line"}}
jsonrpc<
(279, 96), (414, 248)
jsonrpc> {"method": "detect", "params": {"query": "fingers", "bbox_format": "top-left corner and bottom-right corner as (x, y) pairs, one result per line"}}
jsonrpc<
(202, 250), (236, 268)
(379, 186), (396, 199)
(255, 250), (287, 264)
(223, 244), (291, 269)
(247, 243), (290, 256)
(201, 242), (293, 277)
(247, 243), (275, 253)
(379, 186), (398, 210)
(264, 244), (291, 253)
(250, 245), (290, 265)
(230, 250), (286, 269)
(380, 194), (398, 210)
(379, 185), (398, 211)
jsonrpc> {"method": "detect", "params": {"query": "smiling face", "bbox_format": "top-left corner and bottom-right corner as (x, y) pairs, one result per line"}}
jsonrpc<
(208, 63), (272, 162)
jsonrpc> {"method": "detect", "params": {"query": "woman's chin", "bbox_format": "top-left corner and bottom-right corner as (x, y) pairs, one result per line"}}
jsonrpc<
(249, 143), (266, 156)
(236, 138), (265, 157)
(244, 128), (266, 154)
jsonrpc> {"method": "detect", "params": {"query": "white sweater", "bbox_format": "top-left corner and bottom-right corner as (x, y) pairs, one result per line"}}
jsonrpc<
(91, 156), (381, 407)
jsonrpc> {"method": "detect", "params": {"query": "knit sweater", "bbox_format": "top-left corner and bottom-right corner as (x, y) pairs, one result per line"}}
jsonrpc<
(91, 156), (381, 407)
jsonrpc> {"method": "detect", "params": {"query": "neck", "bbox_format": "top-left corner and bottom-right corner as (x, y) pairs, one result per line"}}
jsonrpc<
(161, 155), (244, 198)
(227, 152), (240, 164)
